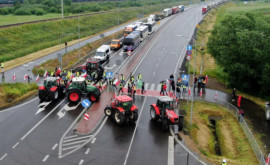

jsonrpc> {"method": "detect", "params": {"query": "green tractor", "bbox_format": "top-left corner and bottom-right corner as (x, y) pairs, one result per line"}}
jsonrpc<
(67, 77), (101, 103)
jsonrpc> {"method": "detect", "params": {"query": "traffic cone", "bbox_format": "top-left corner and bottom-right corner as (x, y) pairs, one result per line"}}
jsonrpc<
(188, 87), (191, 96)
(199, 88), (202, 97)
(215, 91), (218, 100)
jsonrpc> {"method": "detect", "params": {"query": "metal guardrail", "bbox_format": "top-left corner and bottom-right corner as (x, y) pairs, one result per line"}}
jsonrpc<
(191, 93), (266, 165)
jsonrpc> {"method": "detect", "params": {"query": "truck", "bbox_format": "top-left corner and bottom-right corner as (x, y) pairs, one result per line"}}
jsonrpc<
(202, 5), (209, 14)
(178, 5), (185, 12)
(147, 14), (157, 22)
(172, 6), (179, 15)
(110, 39), (122, 50)
(124, 25), (137, 37)
(162, 8), (172, 17)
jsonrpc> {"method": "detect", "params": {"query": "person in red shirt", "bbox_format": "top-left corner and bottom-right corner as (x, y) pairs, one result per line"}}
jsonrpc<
(163, 83), (168, 95)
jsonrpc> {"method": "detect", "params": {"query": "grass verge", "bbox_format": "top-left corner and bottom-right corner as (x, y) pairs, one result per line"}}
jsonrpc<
(181, 101), (258, 165)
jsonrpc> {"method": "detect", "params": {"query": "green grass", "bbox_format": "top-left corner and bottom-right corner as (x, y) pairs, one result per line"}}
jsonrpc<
(0, 2), (188, 63)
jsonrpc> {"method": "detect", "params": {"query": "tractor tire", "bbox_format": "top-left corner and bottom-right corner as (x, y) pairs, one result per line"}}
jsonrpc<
(114, 110), (125, 125)
(162, 118), (169, 131)
(130, 110), (138, 124)
(50, 90), (59, 101)
(38, 90), (45, 101)
(88, 92), (100, 102)
(150, 106), (159, 121)
(67, 89), (81, 103)
(104, 107), (113, 117)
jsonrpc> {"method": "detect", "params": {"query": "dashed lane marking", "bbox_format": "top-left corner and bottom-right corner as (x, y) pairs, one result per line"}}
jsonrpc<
(52, 143), (58, 150)
(168, 136), (174, 165)
(0, 153), (7, 160)
(85, 148), (91, 155)
(91, 138), (96, 144)
(12, 142), (19, 149)
(78, 159), (84, 165)
(42, 155), (49, 162)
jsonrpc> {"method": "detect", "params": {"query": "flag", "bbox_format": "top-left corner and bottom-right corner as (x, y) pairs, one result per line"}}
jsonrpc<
(70, 74), (74, 79)
(266, 153), (270, 165)
(237, 95), (242, 108)
(12, 73), (16, 81)
(199, 88), (202, 97)
(214, 91), (218, 100)
(188, 87), (191, 96)
(36, 74), (40, 82)
(43, 70), (48, 78)
(81, 72), (87, 78)
(113, 78), (120, 86)
(24, 74), (28, 81)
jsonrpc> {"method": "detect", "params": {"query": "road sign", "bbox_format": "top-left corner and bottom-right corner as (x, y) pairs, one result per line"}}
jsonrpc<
(81, 99), (91, 108)
(186, 55), (191, 61)
(84, 113), (90, 120)
(186, 50), (192, 55)
(127, 51), (132, 56)
(106, 72), (113, 79)
(181, 74), (189, 82)
(187, 45), (192, 51)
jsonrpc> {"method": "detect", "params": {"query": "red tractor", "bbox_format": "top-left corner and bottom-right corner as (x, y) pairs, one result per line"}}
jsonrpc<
(104, 95), (138, 125)
(38, 77), (66, 101)
(150, 96), (183, 131)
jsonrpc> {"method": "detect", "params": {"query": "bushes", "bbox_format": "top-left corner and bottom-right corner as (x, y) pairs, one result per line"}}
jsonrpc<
(14, 8), (32, 15)
(35, 8), (47, 15)
(0, 8), (9, 15)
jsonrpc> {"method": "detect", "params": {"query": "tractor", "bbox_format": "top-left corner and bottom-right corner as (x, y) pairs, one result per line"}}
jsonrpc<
(67, 77), (101, 103)
(38, 77), (66, 101)
(150, 96), (184, 131)
(75, 58), (104, 80)
(104, 95), (138, 125)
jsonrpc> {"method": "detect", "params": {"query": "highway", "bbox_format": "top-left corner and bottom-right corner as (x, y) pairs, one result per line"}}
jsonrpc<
(0, 4), (207, 165)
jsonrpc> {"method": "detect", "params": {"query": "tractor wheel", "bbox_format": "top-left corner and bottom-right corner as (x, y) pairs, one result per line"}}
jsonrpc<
(114, 110), (125, 125)
(38, 90), (45, 101)
(130, 110), (138, 124)
(104, 107), (113, 117)
(67, 90), (81, 103)
(50, 90), (59, 101)
(88, 92), (100, 102)
(150, 106), (159, 121)
(162, 118), (169, 131)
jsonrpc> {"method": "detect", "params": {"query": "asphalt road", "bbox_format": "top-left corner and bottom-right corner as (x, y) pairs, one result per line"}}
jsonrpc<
(0, 4), (210, 165)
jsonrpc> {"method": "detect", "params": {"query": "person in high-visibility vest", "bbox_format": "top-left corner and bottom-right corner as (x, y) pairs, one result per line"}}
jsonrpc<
(221, 159), (227, 165)
(0, 62), (4, 72)
(51, 71), (54, 77)
(98, 80), (103, 92)
(118, 82), (124, 95)
(137, 73), (142, 80)
(76, 71), (80, 77)
(132, 85), (136, 97)
(120, 74), (125, 84)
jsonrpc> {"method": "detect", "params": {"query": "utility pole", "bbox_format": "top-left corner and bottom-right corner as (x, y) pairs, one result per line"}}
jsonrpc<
(78, 14), (81, 59)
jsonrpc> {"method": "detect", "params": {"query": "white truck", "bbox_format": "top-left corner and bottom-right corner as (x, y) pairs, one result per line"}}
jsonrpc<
(162, 8), (172, 17)
(147, 14), (156, 22)
(93, 45), (111, 63)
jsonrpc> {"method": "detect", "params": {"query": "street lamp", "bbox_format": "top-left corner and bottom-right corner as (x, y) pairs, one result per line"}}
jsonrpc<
(61, 0), (64, 19)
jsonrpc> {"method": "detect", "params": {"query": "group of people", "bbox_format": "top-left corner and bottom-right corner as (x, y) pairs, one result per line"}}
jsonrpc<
(193, 75), (208, 94)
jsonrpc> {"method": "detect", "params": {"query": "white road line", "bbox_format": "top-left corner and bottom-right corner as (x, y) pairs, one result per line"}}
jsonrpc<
(64, 134), (78, 139)
(62, 145), (82, 151)
(12, 142), (19, 149)
(52, 143), (58, 150)
(63, 135), (93, 143)
(144, 83), (149, 90)
(123, 97), (147, 165)
(168, 136), (174, 165)
(157, 84), (161, 92)
(150, 84), (155, 91)
(91, 138), (96, 144)
(0, 97), (38, 113)
(174, 45), (186, 75)
(42, 155), (49, 162)
(63, 139), (88, 146)
(85, 148), (91, 155)
(21, 99), (66, 140)
(0, 153), (7, 160)
(78, 159), (84, 165)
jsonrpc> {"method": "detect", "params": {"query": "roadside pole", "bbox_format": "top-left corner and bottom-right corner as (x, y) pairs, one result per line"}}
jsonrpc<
(78, 14), (81, 59)
(190, 37), (196, 127)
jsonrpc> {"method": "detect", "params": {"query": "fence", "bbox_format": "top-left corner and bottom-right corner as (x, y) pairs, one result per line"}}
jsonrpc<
(191, 93), (266, 165)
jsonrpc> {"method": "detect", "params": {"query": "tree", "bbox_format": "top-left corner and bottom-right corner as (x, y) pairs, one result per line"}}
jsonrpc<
(208, 13), (270, 97)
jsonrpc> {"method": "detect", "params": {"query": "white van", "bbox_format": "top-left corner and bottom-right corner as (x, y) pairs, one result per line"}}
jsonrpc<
(93, 45), (111, 62)
(135, 25), (148, 42)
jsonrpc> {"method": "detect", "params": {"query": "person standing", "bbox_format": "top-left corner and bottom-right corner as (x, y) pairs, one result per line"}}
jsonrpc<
(194, 76), (197, 93)
(141, 82), (145, 94)
(27, 74), (32, 83)
(171, 80), (175, 96)
(176, 86), (181, 99)
(118, 82), (124, 95)
(163, 83), (168, 95)
(160, 83), (164, 95)
(137, 73), (142, 80)
(120, 74), (125, 84)
(132, 84), (136, 98)
(98, 80), (103, 92)
(0, 62), (4, 72)
(221, 159), (227, 165)
(128, 81), (132, 95)
(232, 88), (236, 102)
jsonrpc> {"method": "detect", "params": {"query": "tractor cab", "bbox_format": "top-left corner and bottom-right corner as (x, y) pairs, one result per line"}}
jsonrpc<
(156, 96), (175, 112)
(43, 77), (59, 88)
(86, 58), (101, 71)
(115, 95), (133, 110)
(70, 77), (87, 91)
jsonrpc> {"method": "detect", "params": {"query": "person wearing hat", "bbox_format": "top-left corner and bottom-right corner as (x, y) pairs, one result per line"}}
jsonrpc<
(221, 159), (227, 165)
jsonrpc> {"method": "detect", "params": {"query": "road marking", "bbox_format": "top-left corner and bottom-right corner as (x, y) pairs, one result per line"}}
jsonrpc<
(150, 84), (155, 91)
(36, 101), (51, 115)
(42, 155), (49, 162)
(21, 99), (66, 140)
(52, 143), (58, 150)
(64, 135), (78, 139)
(168, 136), (174, 165)
(63, 135), (93, 143)
(78, 159), (84, 165)
(12, 142), (19, 149)
(123, 97), (147, 165)
(0, 153), (7, 160)
(157, 84), (161, 92)
(0, 97), (38, 113)
(63, 145), (82, 151)
(63, 103), (80, 111)
(57, 109), (66, 120)
(85, 148), (91, 155)
(156, 63), (159, 67)
(63, 139), (88, 146)
(174, 45), (186, 75)
(91, 138), (96, 144)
